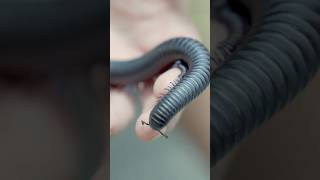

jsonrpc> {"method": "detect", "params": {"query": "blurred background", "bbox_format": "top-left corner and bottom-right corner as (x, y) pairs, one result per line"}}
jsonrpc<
(212, 6), (320, 180)
(109, 1), (210, 180)
(0, 69), (106, 180)
(0, 1), (107, 179)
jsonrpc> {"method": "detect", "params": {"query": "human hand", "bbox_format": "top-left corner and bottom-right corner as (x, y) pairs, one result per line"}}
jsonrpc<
(110, 0), (201, 141)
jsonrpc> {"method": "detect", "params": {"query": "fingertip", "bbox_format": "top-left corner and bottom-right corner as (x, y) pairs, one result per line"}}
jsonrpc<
(110, 125), (117, 136)
(136, 122), (160, 142)
(110, 90), (136, 137)
(110, 120), (126, 137)
(135, 112), (160, 141)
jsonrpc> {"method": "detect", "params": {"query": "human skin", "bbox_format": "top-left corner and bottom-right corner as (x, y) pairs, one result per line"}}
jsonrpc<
(110, 0), (201, 141)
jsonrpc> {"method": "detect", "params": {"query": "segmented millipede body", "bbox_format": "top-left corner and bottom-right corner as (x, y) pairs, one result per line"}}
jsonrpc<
(212, 0), (320, 165)
(110, 37), (210, 134)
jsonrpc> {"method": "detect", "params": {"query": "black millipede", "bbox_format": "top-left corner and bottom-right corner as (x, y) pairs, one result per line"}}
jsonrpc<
(110, 37), (210, 137)
(212, 0), (320, 165)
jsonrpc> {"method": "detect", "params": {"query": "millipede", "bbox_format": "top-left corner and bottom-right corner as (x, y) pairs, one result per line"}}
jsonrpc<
(212, 0), (320, 165)
(110, 37), (211, 137)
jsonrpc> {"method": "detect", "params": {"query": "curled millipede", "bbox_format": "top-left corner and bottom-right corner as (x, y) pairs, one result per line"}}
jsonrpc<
(212, 0), (320, 165)
(110, 37), (210, 136)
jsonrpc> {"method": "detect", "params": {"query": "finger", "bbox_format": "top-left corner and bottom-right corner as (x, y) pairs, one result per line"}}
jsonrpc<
(135, 67), (183, 141)
(110, 28), (142, 136)
(110, 89), (136, 136)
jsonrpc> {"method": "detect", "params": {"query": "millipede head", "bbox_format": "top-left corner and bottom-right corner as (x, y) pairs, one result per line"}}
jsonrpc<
(141, 120), (168, 139)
